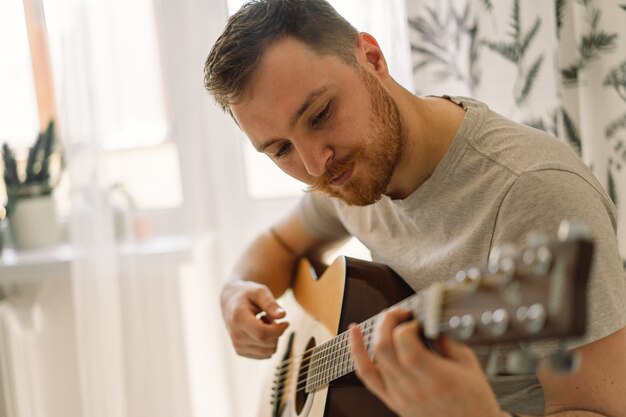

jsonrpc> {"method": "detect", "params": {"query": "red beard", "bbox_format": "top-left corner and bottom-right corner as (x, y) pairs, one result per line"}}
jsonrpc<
(309, 69), (404, 206)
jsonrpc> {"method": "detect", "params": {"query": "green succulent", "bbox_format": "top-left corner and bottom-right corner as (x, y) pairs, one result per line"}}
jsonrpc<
(2, 120), (61, 218)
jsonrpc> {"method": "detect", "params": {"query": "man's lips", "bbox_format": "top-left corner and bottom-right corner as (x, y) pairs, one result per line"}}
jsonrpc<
(329, 166), (354, 186)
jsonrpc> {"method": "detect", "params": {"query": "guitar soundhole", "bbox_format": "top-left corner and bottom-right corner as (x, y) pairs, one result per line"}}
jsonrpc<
(295, 337), (316, 414)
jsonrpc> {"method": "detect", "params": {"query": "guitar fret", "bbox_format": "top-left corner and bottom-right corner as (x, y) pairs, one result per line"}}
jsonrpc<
(316, 344), (325, 390)
(307, 295), (422, 393)
(310, 345), (323, 393)
(324, 349), (329, 385)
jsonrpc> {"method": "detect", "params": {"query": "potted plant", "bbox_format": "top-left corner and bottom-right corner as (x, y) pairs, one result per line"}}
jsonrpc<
(2, 120), (63, 250)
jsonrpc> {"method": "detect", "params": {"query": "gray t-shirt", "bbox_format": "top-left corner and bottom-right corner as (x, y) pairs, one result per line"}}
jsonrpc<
(297, 96), (626, 414)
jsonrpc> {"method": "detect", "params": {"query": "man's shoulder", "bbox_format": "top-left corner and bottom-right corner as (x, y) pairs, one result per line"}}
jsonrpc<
(466, 111), (585, 177)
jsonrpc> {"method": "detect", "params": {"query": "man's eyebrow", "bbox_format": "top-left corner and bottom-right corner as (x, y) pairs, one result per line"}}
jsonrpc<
(257, 137), (281, 153)
(290, 85), (332, 129)
(256, 85), (332, 153)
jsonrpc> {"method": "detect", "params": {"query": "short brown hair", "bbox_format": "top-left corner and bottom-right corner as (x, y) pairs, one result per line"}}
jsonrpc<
(204, 0), (359, 115)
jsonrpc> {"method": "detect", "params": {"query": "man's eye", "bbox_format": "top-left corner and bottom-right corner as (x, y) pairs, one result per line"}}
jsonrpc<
(311, 102), (332, 126)
(273, 142), (292, 159)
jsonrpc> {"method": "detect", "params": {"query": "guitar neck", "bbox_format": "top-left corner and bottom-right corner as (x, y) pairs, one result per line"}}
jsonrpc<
(305, 295), (421, 393)
(302, 234), (593, 394)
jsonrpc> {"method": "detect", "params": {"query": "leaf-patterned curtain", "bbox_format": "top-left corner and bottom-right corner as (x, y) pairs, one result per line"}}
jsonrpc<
(406, 0), (626, 260)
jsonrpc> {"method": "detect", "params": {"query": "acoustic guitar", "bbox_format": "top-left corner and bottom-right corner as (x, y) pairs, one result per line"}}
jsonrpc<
(261, 222), (594, 417)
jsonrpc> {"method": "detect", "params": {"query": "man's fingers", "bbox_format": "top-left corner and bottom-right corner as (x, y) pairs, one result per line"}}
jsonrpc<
(231, 320), (289, 357)
(236, 342), (280, 359)
(259, 312), (288, 326)
(437, 334), (477, 365)
(250, 286), (286, 320)
(221, 281), (291, 359)
(372, 309), (413, 369)
(350, 325), (386, 397)
(240, 313), (289, 340)
(393, 320), (438, 373)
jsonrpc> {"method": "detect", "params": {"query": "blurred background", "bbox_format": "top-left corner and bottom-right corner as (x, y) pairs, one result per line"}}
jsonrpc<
(0, 0), (623, 416)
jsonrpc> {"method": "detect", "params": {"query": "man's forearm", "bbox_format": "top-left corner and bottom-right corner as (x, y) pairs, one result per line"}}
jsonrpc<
(228, 228), (298, 297)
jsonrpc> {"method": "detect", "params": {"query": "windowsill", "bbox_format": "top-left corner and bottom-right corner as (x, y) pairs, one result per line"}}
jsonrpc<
(0, 235), (194, 285)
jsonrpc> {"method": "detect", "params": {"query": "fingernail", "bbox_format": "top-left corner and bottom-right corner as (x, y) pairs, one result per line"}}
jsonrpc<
(274, 306), (285, 315)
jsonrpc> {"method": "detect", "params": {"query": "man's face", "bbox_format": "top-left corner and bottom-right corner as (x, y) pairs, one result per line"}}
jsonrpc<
(231, 37), (404, 206)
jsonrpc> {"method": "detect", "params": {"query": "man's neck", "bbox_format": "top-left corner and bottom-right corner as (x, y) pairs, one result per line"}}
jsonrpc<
(386, 91), (465, 200)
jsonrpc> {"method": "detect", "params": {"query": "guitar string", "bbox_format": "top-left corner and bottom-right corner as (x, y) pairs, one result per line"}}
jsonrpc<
(272, 292), (429, 373)
(271, 282), (493, 388)
(272, 265), (551, 400)
(272, 314), (381, 383)
(271, 318), (459, 398)
(272, 284), (490, 373)
(272, 328), (377, 399)
(272, 319), (376, 390)
(271, 296), (480, 381)
(271, 302), (482, 383)
(272, 301), (490, 390)
(271, 320), (458, 399)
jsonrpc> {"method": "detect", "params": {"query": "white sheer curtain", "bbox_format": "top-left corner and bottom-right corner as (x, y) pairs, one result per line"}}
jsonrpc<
(44, 0), (233, 416)
(52, 0), (126, 414)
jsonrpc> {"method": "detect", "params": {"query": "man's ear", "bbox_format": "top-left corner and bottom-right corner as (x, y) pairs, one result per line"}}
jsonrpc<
(355, 32), (389, 80)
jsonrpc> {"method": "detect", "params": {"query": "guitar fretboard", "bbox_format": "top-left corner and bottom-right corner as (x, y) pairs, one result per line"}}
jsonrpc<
(305, 294), (422, 393)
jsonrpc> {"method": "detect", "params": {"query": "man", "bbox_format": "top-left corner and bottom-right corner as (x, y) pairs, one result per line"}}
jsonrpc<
(204, 0), (626, 416)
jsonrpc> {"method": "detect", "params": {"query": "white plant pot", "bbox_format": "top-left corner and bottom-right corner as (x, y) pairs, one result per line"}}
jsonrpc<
(9, 195), (60, 250)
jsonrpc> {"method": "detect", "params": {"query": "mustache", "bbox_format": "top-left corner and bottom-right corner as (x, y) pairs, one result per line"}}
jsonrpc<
(309, 150), (362, 192)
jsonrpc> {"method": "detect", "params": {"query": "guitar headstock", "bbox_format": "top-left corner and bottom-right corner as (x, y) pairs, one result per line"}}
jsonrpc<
(423, 220), (594, 347)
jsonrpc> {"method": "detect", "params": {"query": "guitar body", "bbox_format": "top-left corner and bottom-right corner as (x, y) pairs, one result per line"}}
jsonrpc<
(259, 256), (414, 417)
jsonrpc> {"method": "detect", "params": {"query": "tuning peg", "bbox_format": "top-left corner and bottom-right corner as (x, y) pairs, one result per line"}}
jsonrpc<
(520, 244), (552, 276)
(506, 347), (539, 374)
(488, 244), (518, 282)
(489, 243), (518, 263)
(481, 308), (510, 337)
(558, 219), (592, 241)
(448, 314), (476, 340)
(516, 303), (547, 334)
(525, 231), (549, 248)
(547, 342), (582, 374)
(453, 268), (482, 291)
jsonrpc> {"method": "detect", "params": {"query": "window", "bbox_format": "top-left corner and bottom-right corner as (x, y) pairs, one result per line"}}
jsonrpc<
(0, 0), (39, 148)
(1, 0), (183, 214)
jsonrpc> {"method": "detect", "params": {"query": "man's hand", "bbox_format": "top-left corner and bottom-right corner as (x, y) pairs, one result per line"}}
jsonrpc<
(220, 280), (289, 359)
(350, 309), (506, 417)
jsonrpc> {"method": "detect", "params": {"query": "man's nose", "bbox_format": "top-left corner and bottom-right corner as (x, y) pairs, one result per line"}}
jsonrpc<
(298, 140), (333, 178)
